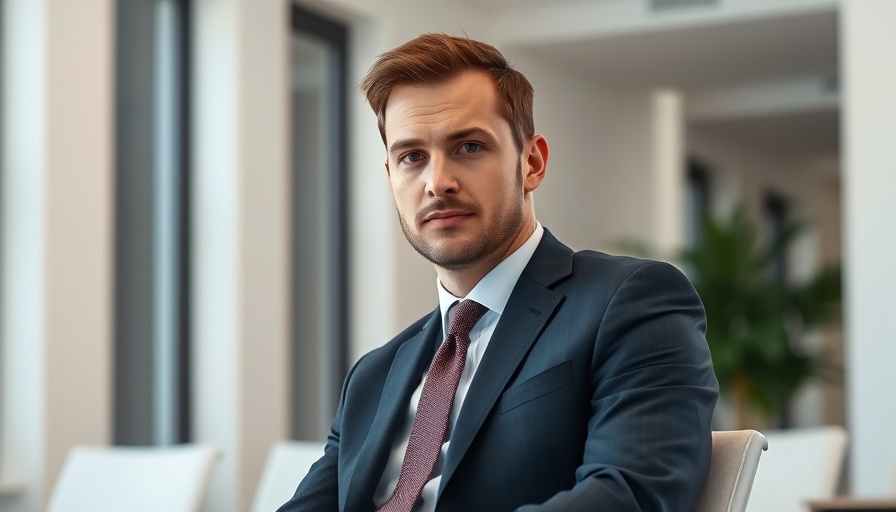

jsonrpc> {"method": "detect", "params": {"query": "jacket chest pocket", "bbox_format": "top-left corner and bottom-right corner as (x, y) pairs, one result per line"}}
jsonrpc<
(499, 360), (573, 414)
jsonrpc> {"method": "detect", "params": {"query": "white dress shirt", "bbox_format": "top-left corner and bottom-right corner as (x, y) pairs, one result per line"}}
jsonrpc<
(373, 223), (545, 512)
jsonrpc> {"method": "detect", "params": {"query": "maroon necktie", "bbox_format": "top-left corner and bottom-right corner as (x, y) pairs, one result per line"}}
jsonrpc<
(378, 300), (488, 512)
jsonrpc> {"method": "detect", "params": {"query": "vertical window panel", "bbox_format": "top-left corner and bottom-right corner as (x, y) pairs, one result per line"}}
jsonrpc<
(290, 6), (349, 441)
(764, 191), (790, 283)
(114, 0), (190, 446)
(685, 158), (711, 249)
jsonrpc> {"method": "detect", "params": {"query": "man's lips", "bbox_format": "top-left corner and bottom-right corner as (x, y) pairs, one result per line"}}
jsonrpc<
(421, 209), (474, 227)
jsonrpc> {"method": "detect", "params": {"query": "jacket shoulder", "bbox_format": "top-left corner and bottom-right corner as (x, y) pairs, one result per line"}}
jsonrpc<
(568, 249), (688, 286)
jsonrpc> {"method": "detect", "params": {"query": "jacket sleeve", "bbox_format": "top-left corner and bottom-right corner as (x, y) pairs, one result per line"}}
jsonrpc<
(275, 442), (340, 511)
(517, 261), (719, 512)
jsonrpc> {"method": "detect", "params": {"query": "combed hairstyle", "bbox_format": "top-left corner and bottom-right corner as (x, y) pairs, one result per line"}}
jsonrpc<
(359, 33), (535, 152)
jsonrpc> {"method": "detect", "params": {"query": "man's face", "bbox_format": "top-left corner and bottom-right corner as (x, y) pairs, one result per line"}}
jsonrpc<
(383, 71), (536, 271)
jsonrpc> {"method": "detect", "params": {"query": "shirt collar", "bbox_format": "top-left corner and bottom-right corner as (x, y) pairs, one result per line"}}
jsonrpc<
(437, 222), (544, 334)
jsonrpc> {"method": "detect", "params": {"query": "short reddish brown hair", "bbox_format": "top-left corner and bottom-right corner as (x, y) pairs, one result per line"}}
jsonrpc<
(359, 33), (534, 152)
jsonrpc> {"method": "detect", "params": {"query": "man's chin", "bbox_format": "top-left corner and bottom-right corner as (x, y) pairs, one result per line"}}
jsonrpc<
(414, 244), (483, 270)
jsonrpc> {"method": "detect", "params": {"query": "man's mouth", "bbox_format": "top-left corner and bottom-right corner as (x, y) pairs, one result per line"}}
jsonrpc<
(422, 210), (473, 228)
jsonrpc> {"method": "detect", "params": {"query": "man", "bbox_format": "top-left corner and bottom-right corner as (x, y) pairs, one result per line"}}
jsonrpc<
(279, 33), (718, 512)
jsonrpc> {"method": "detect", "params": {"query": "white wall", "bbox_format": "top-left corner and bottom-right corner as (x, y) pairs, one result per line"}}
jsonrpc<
(191, 1), (290, 511)
(506, 52), (685, 256)
(841, 0), (896, 495)
(1, 1), (114, 511)
(506, 53), (624, 252)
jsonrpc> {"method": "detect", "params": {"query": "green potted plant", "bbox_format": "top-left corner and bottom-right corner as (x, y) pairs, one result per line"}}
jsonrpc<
(680, 206), (842, 428)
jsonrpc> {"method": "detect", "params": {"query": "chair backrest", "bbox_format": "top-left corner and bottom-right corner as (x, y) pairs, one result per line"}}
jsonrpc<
(746, 426), (847, 512)
(251, 440), (326, 512)
(47, 444), (219, 512)
(695, 430), (769, 512)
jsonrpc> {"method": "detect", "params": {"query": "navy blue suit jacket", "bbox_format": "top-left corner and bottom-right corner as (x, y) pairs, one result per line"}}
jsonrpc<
(279, 229), (718, 511)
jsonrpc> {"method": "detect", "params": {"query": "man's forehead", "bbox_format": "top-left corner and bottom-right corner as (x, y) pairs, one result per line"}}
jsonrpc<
(386, 73), (497, 113)
(383, 72), (505, 142)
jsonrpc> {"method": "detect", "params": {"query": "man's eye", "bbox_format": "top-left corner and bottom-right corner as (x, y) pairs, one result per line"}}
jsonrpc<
(400, 152), (425, 164)
(460, 143), (482, 154)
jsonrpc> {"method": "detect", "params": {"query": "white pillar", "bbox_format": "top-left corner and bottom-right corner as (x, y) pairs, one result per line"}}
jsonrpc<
(1, 0), (114, 510)
(651, 89), (685, 255)
(841, 0), (896, 495)
(583, 88), (685, 254)
(192, 0), (290, 510)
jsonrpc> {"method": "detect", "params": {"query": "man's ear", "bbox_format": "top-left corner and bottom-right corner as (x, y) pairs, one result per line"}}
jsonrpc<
(523, 135), (549, 193)
(384, 160), (391, 177)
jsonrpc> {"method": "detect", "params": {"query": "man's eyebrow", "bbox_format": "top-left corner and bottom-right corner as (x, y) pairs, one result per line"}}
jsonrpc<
(388, 127), (499, 156)
(388, 138), (424, 156)
(446, 127), (498, 144)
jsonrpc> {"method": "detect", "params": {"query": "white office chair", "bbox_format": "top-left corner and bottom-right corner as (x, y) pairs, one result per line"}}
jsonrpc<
(695, 430), (769, 512)
(47, 443), (219, 512)
(746, 426), (847, 512)
(251, 440), (326, 512)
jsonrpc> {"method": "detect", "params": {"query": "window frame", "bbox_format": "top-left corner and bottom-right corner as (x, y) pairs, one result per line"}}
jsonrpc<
(685, 157), (712, 248)
(289, 4), (350, 438)
(113, 0), (192, 446)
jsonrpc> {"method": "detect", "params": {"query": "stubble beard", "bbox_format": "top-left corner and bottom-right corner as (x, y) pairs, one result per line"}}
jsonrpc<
(398, 161), (526, 271)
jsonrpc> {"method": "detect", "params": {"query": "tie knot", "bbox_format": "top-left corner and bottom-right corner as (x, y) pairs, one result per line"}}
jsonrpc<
(448, 300), (488, 338)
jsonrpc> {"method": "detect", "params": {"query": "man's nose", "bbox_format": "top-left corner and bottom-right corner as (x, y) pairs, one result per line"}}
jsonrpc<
(424, 155), (459, 197)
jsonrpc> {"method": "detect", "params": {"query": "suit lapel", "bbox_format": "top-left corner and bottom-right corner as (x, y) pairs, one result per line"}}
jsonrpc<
(344, 308), (441, 512)
(438, 229), (574, 495)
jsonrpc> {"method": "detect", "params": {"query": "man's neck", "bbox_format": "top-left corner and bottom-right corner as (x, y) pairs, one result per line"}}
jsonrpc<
(435, 220), (536, 297)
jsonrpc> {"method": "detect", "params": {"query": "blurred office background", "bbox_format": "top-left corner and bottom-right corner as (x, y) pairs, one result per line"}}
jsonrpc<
(0, 0), (894, 511)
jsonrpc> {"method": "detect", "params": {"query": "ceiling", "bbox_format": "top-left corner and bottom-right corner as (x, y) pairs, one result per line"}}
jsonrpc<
(467, 0), (580, 6)
(505, 6), (840, 164)
(515, 9), (838, 93)
(690, 109), (840, 164)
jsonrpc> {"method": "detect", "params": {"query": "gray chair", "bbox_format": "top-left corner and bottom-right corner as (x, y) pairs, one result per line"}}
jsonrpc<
(695, 430), (769, 512)
(47, 444), (219, 512)
(251, 440), (326, 512)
